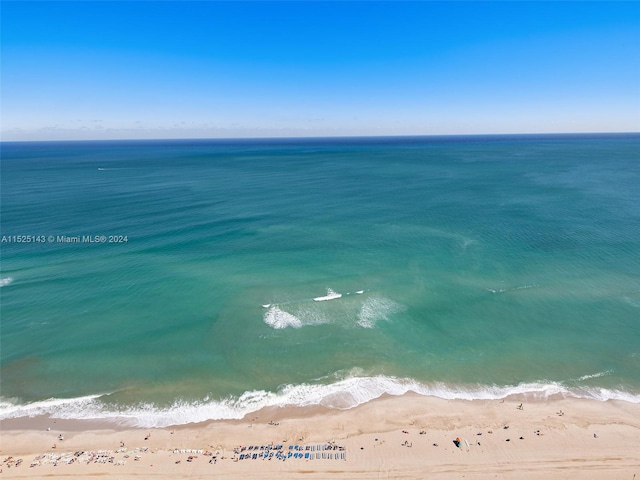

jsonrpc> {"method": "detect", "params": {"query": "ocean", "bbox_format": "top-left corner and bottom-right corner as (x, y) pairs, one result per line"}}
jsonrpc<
(1, 134), (639, 427)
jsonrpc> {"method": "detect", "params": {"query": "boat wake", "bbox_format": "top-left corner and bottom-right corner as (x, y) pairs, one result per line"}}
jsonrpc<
(261, 288), (399, 330)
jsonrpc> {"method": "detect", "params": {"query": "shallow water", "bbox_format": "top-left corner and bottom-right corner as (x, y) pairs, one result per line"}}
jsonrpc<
(1, 134), (639, 426)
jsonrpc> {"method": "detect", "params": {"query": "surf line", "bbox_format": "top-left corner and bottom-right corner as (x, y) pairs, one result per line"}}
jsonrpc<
(262, 289), (365, 308)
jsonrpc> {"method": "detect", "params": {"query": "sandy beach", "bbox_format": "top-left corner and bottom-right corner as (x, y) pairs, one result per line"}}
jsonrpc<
(1, 394), (638, 479)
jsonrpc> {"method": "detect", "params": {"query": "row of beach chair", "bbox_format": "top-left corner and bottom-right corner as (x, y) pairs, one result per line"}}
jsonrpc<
(237, 451), (346, 461)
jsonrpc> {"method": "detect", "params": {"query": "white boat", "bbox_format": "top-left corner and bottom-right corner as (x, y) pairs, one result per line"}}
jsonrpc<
(313, 289), (342, 302)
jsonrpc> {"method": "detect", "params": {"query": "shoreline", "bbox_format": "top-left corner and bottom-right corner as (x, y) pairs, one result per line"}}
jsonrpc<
(3, 376), (638, 432)
(2, 393), (639, 479)
(0, 389), (624, 433)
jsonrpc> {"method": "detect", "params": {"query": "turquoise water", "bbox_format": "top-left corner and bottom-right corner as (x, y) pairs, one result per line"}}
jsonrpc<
(1, 134), (639, 426)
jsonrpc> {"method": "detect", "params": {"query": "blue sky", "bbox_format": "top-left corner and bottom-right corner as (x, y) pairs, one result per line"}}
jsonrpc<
(2, 1), (639, 140)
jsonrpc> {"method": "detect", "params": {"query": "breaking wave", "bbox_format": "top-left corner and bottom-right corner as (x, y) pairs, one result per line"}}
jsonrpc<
(1, 375), (638, 428)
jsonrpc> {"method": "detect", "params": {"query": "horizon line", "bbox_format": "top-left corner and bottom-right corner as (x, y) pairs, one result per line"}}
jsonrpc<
(2, 131), (639, 145)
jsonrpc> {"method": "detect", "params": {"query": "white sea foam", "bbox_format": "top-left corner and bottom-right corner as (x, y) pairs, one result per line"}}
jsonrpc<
(0, 277), (14, 287)
(262, 290), (401, 330)
(263, 306), (302, 329)
(0, 394), (104, 419)
(293, 304), (330, 327)
(1, 376), (638, 428)
(461, 238), (476, 250)
(357, 296), (404, 328)
(578, 370), (613, 381)
(263, 304), (329, 330)
(487, 284), (538, 294)
(487, 288), (506, 294)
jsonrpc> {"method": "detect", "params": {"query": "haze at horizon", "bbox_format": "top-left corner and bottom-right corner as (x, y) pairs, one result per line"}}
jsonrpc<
(1, 1), (639, 141)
